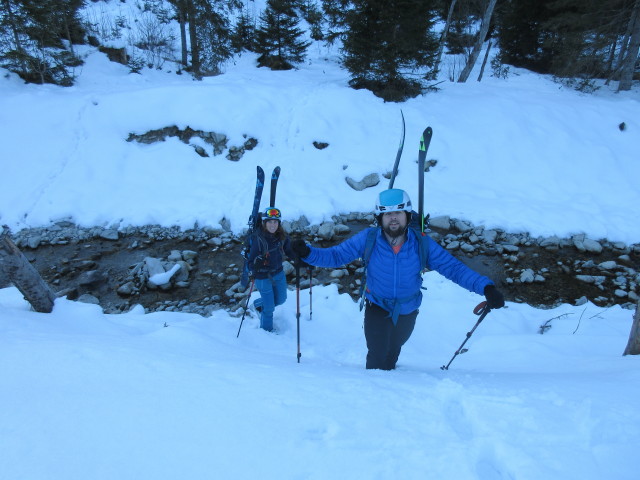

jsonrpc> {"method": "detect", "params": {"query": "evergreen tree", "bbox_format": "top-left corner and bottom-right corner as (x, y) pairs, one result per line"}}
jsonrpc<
(300, 0), (324, 41)
(255, 0), (311, 70)
(168, 0), (238, 78)
(337, 0), (439, 102)
(0, 0), (84, 85)
(231, 8), (256, 53)
(494, 0), (556, 73)
(496, 0), (639, 91)
(543, 0), (622, 81)
(321, 0), (350, 45)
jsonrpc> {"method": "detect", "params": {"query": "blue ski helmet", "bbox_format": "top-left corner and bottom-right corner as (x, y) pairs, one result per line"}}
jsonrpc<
(375, 189), (412, 215)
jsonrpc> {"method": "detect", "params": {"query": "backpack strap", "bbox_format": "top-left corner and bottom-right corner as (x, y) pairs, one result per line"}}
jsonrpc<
(358, 228), (378, 311)
(408, 227), (430, 273)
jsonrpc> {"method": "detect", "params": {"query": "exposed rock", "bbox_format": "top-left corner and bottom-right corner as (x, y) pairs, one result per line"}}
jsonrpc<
(539, 236), (560, 250)
(520, 269), (535, 283)
(454, 220), (473, 233)
(317, 222), (336, 240)
(78, 293), (101, 305)
(583, 238), (603, 254)
(77, 270), (106, 286)
(100, 229), (119, 240)
(598, 261), (617, 270)
(345, 173), (380, 191)
(429, 215), (451, 230)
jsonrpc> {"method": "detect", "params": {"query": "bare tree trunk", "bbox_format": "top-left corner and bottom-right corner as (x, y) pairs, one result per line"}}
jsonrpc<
(0, 226), (56, 313)
(435, 0), (458, 73)
(178, 0), (188, 67)
(614, 3), (636, 77)
(618, 0), (640, 92)
(477, 39), (492, 81)
(186, 0), (200, 78)
(63, 15), (74, 54)
(604, 37), (618, 85)
(623, 300), (640, 355)
(457, 0), (497, 83)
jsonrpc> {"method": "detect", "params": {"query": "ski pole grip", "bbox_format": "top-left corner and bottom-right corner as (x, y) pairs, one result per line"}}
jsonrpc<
(473, 301), (488, 315)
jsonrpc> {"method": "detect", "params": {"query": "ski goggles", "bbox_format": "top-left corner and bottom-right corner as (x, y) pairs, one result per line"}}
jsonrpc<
(264, 207), (281, 220)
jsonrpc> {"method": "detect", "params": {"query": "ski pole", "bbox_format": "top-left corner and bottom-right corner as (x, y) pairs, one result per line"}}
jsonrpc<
(295, 260), (302, 363)
(308, 266), (313, 321)
(440, 301), (491, 370)
(236, 278), (255, 338)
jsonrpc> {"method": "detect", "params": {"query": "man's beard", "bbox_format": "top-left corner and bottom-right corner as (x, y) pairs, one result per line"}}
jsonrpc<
(383, 224), (405, 239)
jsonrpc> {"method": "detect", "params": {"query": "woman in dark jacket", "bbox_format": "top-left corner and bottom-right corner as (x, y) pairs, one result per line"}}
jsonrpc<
(247, 207), (294, 332)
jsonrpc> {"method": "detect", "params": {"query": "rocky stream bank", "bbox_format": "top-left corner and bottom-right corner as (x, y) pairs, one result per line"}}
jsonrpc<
(2, 214), (639, 317)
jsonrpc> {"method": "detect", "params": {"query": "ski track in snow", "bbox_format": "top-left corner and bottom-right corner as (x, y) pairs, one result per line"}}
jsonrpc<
(1, 284), (639, 479)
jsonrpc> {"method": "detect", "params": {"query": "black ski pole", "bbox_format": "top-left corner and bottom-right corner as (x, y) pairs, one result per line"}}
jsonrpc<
(441, 301), (491, 370)
(236, 278), (255, 338)
(295, 260), (302, 363)
(308, 266), (313, 321)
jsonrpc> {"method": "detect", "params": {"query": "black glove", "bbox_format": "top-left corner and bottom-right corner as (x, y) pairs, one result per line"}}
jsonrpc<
(298, 259), (315, 270)
(291, 239), (311, 259)
(253, 255), (266, 268)
(484, 285), (505, 309)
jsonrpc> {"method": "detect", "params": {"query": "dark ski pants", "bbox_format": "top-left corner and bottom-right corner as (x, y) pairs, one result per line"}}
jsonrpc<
(364, 301), (418, 370)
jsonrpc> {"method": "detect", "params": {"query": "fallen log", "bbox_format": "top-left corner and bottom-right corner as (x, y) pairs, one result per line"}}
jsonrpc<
(0, 225), (56, 313)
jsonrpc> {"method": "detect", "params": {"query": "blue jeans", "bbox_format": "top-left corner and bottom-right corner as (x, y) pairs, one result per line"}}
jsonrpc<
(253, 270), (288, 331)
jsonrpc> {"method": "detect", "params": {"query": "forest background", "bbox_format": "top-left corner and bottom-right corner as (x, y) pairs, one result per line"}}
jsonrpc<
(1, 0), (639, 101)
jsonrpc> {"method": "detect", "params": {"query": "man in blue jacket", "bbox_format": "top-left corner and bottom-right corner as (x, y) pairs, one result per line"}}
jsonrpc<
(291, 188), (504, 370)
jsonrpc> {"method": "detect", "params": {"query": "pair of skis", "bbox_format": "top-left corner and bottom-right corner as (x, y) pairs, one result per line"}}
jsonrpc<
(240, 166), (280, 289)
(249, 165), (281, 230)
(388, 111), (433, 234)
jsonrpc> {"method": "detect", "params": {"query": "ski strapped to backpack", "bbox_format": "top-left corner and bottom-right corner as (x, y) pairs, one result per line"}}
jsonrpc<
(417, 126), (433, 234)
(388, 110), (405, 189)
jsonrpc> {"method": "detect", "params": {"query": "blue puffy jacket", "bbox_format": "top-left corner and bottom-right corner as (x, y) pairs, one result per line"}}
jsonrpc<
(304, 227), (493, 321)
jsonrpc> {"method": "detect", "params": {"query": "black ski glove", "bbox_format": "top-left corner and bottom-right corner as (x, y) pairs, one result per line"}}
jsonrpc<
(291, 239), (311, 259)
(484, 285), (505, 309)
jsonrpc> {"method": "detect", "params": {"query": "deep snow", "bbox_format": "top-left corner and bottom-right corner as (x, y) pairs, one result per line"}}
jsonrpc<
(1, 1), (640, 478)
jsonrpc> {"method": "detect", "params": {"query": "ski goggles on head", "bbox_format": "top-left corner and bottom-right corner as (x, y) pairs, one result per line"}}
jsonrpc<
(263, 207), (281, 220)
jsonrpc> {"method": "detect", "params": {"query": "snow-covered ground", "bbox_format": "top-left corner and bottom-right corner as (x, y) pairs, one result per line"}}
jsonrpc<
(1, 2), (640, 477)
